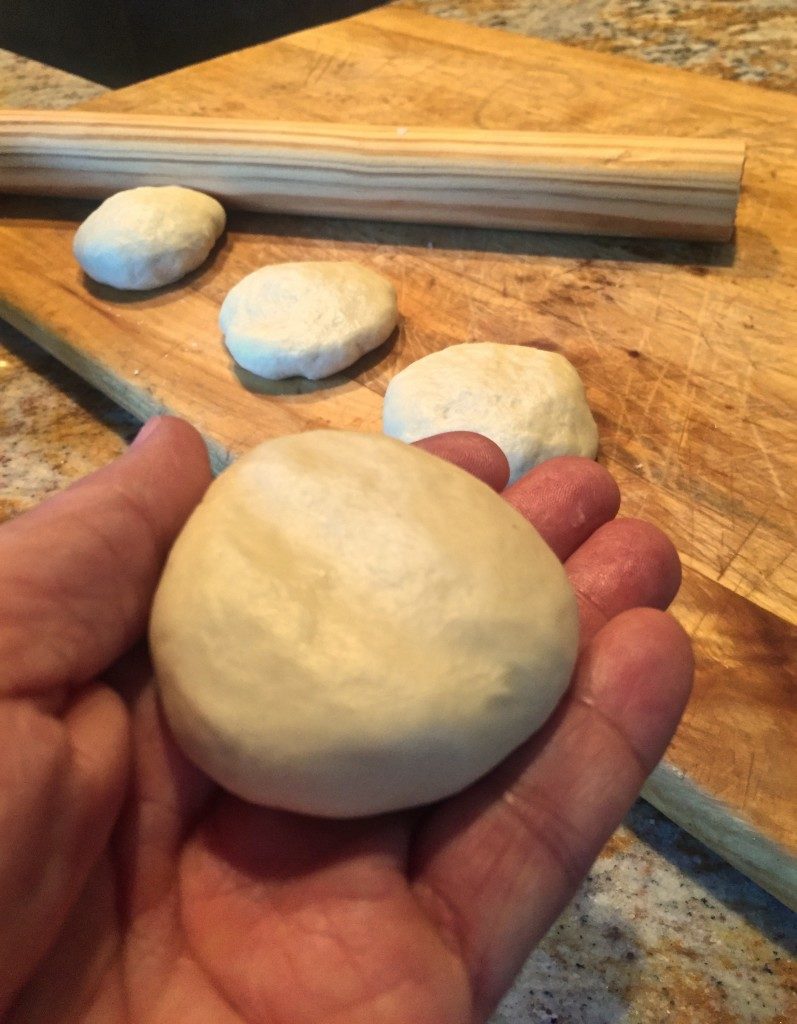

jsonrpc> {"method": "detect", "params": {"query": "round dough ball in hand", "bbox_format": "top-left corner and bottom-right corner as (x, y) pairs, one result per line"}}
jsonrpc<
(73, 186), (226, 290)
(150, 431), (579, 818)
(383, 342), (599, 484)
(219, 261), (398, 380)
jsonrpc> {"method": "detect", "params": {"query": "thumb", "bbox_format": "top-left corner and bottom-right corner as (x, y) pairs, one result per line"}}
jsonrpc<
(0, 416), (212, 697)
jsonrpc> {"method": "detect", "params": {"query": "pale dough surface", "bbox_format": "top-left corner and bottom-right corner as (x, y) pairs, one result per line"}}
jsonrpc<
(150, 430), (579, 818)
(219, 261), (398, 380)
(73, 185), (226, 290)
(383, 342), (599, 484)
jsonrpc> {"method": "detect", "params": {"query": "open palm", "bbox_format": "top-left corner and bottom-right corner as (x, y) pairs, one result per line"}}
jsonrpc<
(0, 418), (691, 1024)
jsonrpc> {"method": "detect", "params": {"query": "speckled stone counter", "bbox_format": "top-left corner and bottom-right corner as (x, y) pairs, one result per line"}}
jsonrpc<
(394, 0), (797, 92)
(1, 13), (795, 1024)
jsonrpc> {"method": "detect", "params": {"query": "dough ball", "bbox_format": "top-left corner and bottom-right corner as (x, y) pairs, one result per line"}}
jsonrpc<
(150, 430), (578, 818)
(219, 261), (398, 380)
(383, 342), (599, 484)
(73, 186), (226, 290)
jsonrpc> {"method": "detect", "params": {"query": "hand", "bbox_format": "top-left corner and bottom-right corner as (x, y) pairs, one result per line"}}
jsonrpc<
(0, 417), (692, 1024)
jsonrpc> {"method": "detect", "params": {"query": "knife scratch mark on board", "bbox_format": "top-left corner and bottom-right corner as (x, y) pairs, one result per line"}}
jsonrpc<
(639, 357), (670, 420)
(743, 751), (757, 807)
(574, 302), (602, 359)
(668, 384), (698, 488)
(740, 543), (797, 612)
(725, 358), (753, 415)
(750, 423), (788, 503)
(717, 512), (764, 582)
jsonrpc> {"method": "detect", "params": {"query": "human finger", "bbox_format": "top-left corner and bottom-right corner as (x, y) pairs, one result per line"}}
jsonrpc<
(502, 456), (621, 560)
(411, 608), (693, 1021)
(566, 518), (682, 645)
(412, 431), (510, 491)
(0, 416), (212, 697)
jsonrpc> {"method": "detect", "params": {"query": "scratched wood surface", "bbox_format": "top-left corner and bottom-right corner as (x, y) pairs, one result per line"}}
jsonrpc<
(0, 8), (794, 905)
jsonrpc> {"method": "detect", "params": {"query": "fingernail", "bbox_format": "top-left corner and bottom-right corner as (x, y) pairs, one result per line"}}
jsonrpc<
(132, 416), (162, 448)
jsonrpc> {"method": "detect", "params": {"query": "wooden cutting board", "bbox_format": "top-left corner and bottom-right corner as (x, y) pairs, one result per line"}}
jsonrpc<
(1, 7), (795, 907)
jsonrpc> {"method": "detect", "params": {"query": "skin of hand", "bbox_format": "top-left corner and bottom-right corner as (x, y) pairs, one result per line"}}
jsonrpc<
(0, 416), (692, 1024)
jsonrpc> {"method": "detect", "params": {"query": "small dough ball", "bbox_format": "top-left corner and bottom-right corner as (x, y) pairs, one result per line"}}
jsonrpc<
(383, 342), (599, 484)
(219, 261), (398, 380)
(73, 186), (226, 290)
(150, 431), (578, 818)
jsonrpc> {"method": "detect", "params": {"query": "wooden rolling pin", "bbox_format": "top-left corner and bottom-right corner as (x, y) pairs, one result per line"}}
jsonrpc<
(0, 109), (745, 241)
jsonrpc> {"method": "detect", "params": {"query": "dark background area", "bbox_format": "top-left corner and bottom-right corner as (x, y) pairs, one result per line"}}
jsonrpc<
(0, 0), (381, 86)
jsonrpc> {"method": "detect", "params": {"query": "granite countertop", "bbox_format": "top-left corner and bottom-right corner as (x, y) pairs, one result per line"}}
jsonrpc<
(1, 7), (795, 1023)
(395, 0), (797, 92)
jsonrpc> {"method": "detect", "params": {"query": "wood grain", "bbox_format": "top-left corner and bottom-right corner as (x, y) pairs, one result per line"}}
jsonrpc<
(0, 8), (794, 905)
(0, 109), (745, 240)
